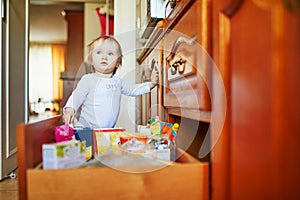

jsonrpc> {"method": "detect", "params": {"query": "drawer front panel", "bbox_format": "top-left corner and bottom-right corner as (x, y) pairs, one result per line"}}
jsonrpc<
(27, 151), (209, 200)
(163, 0), (211, 111)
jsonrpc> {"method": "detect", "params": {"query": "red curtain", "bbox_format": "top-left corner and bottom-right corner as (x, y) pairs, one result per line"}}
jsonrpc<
(96, 7), (114, 36)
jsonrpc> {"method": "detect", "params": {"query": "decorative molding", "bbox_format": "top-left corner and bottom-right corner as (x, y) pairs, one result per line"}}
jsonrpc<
(5, 0), (10, 159)
(252, 0), (272, 10)
(1, 0), (6, 19)
(137, 0), (196, 64)
(167, 107), (211, 123)
(282, 0), (300, 12)
(222, 0), (244, 17)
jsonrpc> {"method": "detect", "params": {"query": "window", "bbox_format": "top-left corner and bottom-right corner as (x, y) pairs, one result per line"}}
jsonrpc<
(29, 43), (65, 114)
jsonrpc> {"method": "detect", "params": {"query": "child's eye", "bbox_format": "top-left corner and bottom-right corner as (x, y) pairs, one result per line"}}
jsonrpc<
(96, 51), (102, 55)
(108, 52), (114, 56)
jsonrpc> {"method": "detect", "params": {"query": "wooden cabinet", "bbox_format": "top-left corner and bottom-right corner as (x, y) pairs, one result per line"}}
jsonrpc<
(138, 0), (300, 199)
(139, 43), (164, 123)
(138, 0), (211, 122)
(163, 0), (211, 122)
(211, 0), (300, 199)
(137, 0), (210, 173)
(137, 0), (211, 192)
(61, 11), (84, 108)
(17, 116), (209, 200)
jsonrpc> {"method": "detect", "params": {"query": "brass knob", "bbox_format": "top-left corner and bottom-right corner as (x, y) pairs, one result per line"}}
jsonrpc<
(171, 58), (186, 75)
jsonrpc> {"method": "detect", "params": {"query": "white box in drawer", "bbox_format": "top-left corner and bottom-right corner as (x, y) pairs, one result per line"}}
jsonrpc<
(42, 140), (86, 170)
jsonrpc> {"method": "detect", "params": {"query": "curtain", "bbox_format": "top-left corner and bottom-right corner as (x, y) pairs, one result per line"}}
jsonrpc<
(29, 43), (65, 113)
(96, 7), (114, 35)
(29, 43), (52, 107)
(52, 44), (66, 111)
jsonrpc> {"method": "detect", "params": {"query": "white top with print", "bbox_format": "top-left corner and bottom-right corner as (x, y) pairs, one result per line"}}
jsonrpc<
(64, 73), (150, 128)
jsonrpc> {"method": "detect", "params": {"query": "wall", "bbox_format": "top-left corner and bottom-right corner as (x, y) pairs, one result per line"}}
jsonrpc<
(114, 0), (137, 132)
(84, 3), (102, 59)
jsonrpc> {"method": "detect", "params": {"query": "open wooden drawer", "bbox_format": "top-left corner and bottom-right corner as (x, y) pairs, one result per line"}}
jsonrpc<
(17, 116), (209, 200)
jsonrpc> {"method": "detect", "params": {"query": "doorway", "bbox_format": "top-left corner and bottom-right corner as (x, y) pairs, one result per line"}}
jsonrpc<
(28, 0), (114, 121)
(29, 2), (83, 121)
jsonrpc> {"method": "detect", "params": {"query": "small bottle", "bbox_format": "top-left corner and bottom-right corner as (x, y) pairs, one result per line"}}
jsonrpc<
(170, 123), (179, 161)
(171, 123), (179, 139)
(149, 116), (161, 135)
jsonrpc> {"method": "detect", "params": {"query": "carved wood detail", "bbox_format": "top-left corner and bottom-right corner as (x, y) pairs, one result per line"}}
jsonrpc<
(222, 0), (244, 17)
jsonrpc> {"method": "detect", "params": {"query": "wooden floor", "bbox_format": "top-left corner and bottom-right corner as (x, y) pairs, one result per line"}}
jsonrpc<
(0, 176), (18, 200)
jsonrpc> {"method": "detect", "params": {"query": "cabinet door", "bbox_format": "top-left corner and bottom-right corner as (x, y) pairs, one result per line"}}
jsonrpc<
(163, 0), (212, 121)
(140, 42), (163, 122)
(211, 0), (300, 199)
(1, 0), (27, 180)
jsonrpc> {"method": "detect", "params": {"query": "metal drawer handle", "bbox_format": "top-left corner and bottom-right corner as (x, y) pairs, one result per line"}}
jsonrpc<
(166, 35), (197, 63)
(170, 58), (186, 75)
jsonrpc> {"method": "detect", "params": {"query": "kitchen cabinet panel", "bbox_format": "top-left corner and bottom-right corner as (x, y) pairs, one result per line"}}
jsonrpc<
(163, 0), (212, 121)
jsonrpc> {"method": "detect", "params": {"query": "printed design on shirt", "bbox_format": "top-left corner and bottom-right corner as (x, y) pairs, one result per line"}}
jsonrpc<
(106, 83), (117, 91)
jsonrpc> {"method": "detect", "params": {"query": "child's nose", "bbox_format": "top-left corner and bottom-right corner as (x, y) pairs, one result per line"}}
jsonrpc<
(101, 54), (107, 60)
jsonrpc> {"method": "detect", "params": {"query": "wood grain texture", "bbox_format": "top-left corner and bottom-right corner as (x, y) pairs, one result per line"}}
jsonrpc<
(164, 0), (212, 113)
(17, 115), (209, 200)
(212, 0), (300, 199)
(27, 161), (208, 200)
(17, 115), (62, 200)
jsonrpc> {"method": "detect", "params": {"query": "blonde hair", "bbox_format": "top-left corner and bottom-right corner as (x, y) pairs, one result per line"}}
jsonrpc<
(87, 35), (123, 75)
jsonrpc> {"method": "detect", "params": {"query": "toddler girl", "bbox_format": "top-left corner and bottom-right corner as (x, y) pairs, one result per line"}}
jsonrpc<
(62, 35), (158, 128)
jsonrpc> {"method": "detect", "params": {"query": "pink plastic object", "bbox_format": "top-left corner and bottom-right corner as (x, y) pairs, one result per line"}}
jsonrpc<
(55, 124), (74, 142)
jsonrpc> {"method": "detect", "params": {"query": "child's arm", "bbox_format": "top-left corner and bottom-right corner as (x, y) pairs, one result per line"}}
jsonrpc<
(62, 107), (75, 125)
(150, 66), (159, 89)
(120, 66), (159, 96)
(61, 74), (91, 125)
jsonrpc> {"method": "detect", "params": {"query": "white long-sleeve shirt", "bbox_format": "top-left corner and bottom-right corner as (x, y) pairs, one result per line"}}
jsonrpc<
(64, 73), (150, 128)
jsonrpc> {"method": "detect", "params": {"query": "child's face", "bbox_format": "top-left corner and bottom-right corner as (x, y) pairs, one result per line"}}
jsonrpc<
(91, 39), (120, 74)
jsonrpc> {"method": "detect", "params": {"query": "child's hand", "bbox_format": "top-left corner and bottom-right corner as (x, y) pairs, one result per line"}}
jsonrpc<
(150, 66), (159, 89)
(62, 107), (75, 125)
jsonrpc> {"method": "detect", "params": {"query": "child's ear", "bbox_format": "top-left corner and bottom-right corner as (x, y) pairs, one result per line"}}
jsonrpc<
(87, 55), (92, 65)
